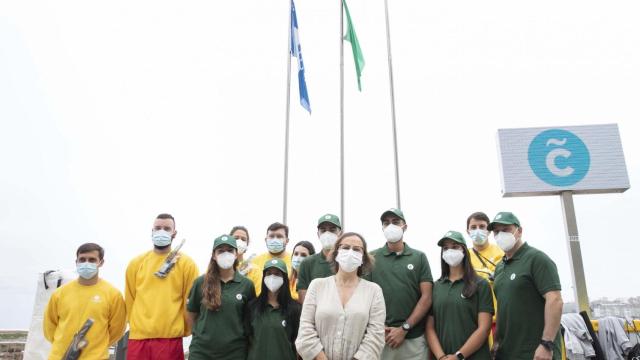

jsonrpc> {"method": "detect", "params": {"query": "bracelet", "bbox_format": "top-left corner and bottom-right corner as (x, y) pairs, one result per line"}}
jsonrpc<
(438, 355), (447, 360)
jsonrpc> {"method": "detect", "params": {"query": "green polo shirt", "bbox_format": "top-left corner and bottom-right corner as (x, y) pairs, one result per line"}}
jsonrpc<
(296, 251), (334, 291)
(493, 243), (561, 360)
(431, 277), (494, 359)
(367, 242), (433, 339)
(248, 303), (300, 360)
(187, 272), (256, 360)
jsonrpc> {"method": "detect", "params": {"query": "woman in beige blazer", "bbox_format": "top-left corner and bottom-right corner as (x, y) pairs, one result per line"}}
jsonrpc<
(296, 232), (386, 360)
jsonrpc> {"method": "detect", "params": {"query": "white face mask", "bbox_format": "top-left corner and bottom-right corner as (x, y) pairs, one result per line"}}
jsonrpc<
(469, 229), (488, 246)
(216, 252), (236, 269)
(383, 224), (404, 243)
(264, 274), (284, 293)
(319, 232), (338, 250)
(335, 249), (363, 273)
(442, 249), (465, 267)
(495, 231), (517, 252)
(236, 240), (248, 255)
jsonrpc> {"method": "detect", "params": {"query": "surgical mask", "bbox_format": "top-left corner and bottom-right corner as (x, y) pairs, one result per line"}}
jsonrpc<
(77, 262), (98, 280)
(264, 274), (284, 293)
(319, 232), (338, 250)
(152, 230), (173, 247)
(216, 252), (236, 269)
(236, 240), (248, 255)
(291, 255), (303, 271)
(442, 249), (465, 267)
(266, 238), (285, 254)
(335, 249), (363, 273)
(383, 224), (404, 243)
(495, 231), (517, 252)
(469, 229), (489, 246)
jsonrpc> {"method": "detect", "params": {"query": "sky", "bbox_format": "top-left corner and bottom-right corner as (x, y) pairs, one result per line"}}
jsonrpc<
(1, 1), (639, 329)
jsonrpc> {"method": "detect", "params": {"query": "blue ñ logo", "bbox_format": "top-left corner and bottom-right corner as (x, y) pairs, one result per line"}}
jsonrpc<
(527, 129), (590, 186)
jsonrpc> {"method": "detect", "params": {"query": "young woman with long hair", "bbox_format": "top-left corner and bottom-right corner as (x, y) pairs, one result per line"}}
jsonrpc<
(290, 240), (315, 302)
(426, 231), (494, 360)
(247, 258), (301, 360)
(186, 235), (256, 360)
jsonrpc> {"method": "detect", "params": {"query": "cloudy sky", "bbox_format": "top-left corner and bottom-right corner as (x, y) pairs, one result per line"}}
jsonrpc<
(1, 0), (638, 329)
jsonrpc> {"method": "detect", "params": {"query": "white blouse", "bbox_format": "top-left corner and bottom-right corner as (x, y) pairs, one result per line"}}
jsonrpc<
(295, 276), (386, 360)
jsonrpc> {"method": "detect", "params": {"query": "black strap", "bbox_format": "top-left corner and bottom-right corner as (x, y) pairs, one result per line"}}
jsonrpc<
(472, 248), (497, 268)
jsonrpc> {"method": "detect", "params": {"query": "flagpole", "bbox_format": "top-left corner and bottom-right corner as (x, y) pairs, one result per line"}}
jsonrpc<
(384, 0), (401, 209)
(283, 0), (292, 225)
(340, 0), (345, 226)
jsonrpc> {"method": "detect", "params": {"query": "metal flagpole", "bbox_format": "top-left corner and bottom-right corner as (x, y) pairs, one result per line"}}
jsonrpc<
(283, 0), (292, 225)
(384, 0), (401, 209)
(340, 0), (345, 225)
(560, 191), (591, 316)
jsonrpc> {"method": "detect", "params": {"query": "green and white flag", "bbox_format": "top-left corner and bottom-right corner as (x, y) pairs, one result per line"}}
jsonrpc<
(343, 0), (365, 91)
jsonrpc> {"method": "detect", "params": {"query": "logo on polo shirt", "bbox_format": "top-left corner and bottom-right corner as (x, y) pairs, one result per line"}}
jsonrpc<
(92, 295), (101, 303)
(407, 264), (414, 270)
(282, 320), (287, 327)
(236, 294), (243, 300)
(510, 273), (516, 280)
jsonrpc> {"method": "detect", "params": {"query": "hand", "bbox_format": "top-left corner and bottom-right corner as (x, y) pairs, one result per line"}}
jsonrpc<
(384, 326), (406, 349)
(533, 344), (552, 360)
(314, 351), (328, 360)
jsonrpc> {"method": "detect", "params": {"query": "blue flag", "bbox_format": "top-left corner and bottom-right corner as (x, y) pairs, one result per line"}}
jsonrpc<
(290, 0), (311, 113)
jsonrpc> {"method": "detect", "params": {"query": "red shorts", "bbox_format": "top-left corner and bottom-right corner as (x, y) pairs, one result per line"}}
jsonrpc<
(127, 338), (184, 360)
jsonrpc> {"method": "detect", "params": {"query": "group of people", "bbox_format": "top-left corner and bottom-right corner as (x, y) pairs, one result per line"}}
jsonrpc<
(43, 209), (564, 360)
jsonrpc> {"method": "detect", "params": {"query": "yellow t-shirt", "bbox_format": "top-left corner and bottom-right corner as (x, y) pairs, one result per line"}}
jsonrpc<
(290, 272), (299, 301)
(43, 279), (126, 360)
(125, 250), (199, 340)
(245, 251), (292, 296)
(468, 243), (504, 281)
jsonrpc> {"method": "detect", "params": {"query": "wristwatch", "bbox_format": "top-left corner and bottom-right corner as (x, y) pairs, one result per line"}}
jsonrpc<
(401, 322), (411, 331)
(540, 339), (554, 352)
(455, 351), (465, 360)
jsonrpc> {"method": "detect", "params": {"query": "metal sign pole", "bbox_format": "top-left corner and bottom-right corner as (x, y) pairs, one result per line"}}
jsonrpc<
(560, 191), (591, 316)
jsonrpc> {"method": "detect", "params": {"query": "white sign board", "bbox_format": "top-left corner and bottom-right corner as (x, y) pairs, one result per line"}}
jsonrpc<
(497, 124), (630, 197)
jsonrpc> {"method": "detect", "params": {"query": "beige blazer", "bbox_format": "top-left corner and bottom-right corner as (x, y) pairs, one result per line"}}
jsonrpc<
(295, 275), (386, 360)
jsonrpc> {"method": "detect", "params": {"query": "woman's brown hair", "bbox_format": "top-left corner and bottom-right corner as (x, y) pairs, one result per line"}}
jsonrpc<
(202, 248), (238, 311)
(330, 232), (374, 277)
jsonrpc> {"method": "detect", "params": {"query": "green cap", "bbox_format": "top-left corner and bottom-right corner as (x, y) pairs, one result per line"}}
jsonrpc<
(380, 208), (405, 222)
(488, 212), (521, 231)
(437, 230), (467, 247)
(318, 213), (342, 229)
(213, 234), (237, 250)
(263, 258), (288, 275)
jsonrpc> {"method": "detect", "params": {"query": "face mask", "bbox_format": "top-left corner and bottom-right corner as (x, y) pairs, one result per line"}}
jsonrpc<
(216, 251), (236, 269)
(152, 230), (173, 247)
(383, 224), (404, 243)
(495, 231), (517, 252)
(264, 274), (284, 293)
(266, 238), (285, 254)
(319, 232), (338, 250)
(77, 262), (98, 280)
(442, 249), (465, 267)
(335, 249), (363, 273)
(469, 229), (489, 246)
(236, 240), (248, 255)
(291, 255), (304, 271)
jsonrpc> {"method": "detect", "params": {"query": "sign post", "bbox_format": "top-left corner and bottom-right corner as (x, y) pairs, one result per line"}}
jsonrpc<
(497, 124), (630, 316)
